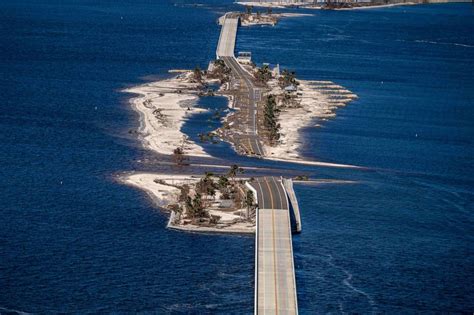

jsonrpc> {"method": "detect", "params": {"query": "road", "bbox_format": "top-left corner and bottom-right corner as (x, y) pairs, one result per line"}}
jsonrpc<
(222, 56), (264, 156)
(217, 14), (264, 156)
(218, 14), (298, 314)
(216, 14), (239, 58)
(251, 177), (298, 315)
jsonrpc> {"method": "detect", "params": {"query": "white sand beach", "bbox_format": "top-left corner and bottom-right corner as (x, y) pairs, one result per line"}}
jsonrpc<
(122, 173), (255, 234)
(263, 79), (358, 165)
(124, 72), (210, 157)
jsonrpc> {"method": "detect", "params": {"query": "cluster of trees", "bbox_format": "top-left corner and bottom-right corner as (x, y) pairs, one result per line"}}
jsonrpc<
(278, 69), (298, 89)
(264, 95), (280, 142)
(182, 165), (245, 221)
(198, 131), (217, 143)
(254, 65), (272, 84)
(196, 172), (217, 199)
(185, 193), (207, 219)
(244, 5), (273, 17)
(209, 59), (231, 83)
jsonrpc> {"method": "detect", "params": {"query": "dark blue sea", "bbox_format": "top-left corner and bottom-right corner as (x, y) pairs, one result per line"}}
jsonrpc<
(1, 1), (473, 313)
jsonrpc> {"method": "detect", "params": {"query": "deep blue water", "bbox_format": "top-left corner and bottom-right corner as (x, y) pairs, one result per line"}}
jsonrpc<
(1, 1), (473, 313)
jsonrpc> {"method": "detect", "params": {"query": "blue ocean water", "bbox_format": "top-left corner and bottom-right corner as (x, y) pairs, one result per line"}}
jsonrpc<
(1, 0), (473, 313)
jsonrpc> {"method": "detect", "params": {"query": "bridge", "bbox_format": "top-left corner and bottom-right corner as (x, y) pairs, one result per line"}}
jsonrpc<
(248, 177), (299, 315)
(217, 13), (301, 314)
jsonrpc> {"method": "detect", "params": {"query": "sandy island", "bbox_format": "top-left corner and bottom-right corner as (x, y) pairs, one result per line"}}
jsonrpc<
(123, 173), (255, 234)
(236, 1), (419, 10)
(263, 78), (358, 162)
(124, 72), (211, 157)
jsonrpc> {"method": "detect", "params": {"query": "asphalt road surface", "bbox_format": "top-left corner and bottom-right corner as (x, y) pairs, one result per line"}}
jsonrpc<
(251, 177), (298, 315)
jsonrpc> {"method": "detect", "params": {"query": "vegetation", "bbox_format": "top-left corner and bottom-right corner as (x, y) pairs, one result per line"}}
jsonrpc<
(209, 59), (231, 83)
(244, 190), (255, 219)
(198, 131), (217, 143)
(227, 164), (244, 185)
(278, 69), (298, 89)
(218, 175), (230, 199)
(193, 66), (203, 83)
(172, 147), (188, 166)
(196, 172), (217, 200)
(178, 184), (190, 202)
(245, 5), (252, 15)
(263, 94), (280, 142)
(170, 165), (253, 225)
(254, 64), (272, 84)
(294, 175), (309, 181)
(185, 193), (208, 219)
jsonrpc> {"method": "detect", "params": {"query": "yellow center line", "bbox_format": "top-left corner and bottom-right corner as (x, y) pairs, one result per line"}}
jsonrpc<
(264, 178), (278, 315)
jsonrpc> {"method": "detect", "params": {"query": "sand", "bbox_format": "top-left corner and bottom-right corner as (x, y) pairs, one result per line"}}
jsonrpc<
(124, 72), (210, 157)
(262, 79), (358, 166)
(123, 173), (198, 207)
(338, 3), (416, 10)
(122, 173), (255, 234)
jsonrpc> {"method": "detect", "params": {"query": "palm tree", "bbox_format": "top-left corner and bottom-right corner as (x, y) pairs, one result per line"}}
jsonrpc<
(193, 66), (203, 83)
(227, 164), (244, 185)
(246, 5), (252, 15)
(173, 147), (185, 166)
(244, 190), (255, 219)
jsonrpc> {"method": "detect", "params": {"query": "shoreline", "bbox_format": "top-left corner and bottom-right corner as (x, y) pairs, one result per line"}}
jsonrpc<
(235, 0), (454, 11)
(262, 79), (358, 161)
(122, 173), (256, 234)
(123, 72), (211, 158)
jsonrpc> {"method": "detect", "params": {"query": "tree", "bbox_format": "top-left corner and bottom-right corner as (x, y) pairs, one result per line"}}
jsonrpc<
(193, 66), (203, 83)
(246, 5), (252, 15)
(263, 94), (280, 142)
(279, 69), (298, 88)
(255, 64), (272, 84)
(196, 172), (217, 200)
(227, 164), (244, 185)
(172, 147), (187, 166)
(218, 175), (230, 198)
(178, 184), (190, 202)
(244, 190), (255, 219)
(185, 193), (208, 219)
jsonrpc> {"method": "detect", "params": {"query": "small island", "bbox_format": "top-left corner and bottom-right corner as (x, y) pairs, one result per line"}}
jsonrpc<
(125, 165), (257, 234)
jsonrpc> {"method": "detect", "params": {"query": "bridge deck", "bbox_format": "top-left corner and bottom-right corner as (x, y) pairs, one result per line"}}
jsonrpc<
(252, 177), (298, 315)
(217, 14), (239, 58)
(217, 13), (298, 314)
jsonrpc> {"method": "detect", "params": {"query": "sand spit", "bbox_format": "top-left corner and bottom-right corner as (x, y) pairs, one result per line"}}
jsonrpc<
(263, 79), (358, 163)
(122, 173), (255, 234)
(236, 1), (420, 10)
(124, 72), (210, 157)
(337, 3), (417, 10)
(236, 1), (296, 9)
(240, 12), (314, 27)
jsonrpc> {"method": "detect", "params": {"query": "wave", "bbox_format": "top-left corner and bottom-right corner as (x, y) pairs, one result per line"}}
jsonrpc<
(324, 254), (379, 314)
(0, 307), (32, 315)
(397, 39), (474, 48)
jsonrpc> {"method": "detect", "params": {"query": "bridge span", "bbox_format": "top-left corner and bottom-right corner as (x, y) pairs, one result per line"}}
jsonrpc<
(249, 177), (299, 315)
(217, 13), (300, 314)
